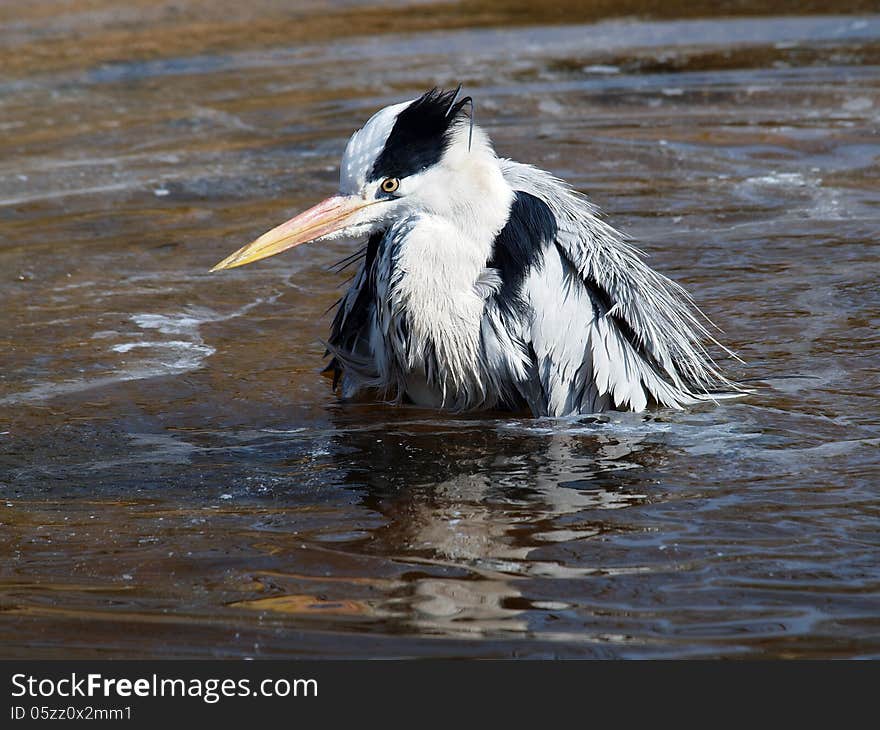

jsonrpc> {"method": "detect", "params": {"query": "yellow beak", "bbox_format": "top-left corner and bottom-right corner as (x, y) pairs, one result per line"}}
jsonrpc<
(210, 195), (375, 272)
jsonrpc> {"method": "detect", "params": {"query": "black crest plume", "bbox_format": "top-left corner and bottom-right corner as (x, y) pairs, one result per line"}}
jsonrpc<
(369, 87), (472, 181)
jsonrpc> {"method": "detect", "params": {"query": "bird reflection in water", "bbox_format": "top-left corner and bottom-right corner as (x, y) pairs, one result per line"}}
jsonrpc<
(332, 413), (660, 637)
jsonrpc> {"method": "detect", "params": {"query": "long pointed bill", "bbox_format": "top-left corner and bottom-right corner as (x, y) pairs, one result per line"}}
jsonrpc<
(210, 195), (374, 272)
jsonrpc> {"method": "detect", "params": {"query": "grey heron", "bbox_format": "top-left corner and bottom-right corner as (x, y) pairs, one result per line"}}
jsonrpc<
(212, 88), (740, 416)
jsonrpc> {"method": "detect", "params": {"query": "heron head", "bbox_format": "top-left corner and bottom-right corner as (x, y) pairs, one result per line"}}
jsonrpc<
(211, 88), (510, 271)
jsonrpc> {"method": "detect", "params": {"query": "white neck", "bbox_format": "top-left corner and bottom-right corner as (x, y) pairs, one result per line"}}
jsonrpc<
(377, 132), (515, 405)
(412, 125), (514, 248)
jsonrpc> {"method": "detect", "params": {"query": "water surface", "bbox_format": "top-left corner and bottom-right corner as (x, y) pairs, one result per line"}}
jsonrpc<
(1, 2), (878, 658)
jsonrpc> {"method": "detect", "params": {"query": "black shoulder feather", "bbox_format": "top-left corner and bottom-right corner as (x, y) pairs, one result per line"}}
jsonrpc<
(488, 191), (557, 318)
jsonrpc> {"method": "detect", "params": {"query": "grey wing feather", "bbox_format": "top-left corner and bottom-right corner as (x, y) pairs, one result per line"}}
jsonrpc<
(500, 159), (742, 415)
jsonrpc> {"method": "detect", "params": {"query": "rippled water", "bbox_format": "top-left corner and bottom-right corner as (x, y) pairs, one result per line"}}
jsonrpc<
(1, 2), (878, 658)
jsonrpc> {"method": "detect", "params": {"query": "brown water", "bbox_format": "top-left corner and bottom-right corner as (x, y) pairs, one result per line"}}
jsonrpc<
(1, 1), (879, 659)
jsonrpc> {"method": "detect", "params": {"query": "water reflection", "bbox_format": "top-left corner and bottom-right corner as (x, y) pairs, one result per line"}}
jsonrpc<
(330, 413), (657, 638)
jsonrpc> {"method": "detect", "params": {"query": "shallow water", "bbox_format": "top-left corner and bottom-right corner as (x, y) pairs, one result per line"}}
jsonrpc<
(1, 2), (879, 658)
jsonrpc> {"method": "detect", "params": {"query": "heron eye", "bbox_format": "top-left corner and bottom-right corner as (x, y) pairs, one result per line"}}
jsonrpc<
(380, 177), (400, 194)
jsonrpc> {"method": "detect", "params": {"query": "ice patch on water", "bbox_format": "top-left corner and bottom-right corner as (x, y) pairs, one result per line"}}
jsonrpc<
(111, 339), (216, 373)
(806, 188), (844, 220)
(1, 299), (273, 405)
(582, 64), (620, 74)
(842, 97), (873, 113)
(744, 172), (812, 187)
(737, 172), (849, 220)
(112, 340), (206, 353)
(537, 99), (566, 116)
(109, 303), (265, 376)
